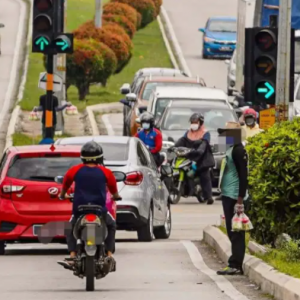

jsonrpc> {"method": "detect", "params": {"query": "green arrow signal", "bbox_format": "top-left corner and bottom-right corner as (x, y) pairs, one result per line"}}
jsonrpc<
(35, 36), (49, 51)
(56, 40), (69, 51)
(257, 82), (275, 99)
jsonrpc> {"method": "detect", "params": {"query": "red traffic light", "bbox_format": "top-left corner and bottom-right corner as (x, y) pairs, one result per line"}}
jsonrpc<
(34, 14), (52, 32)
(255, 29), (277, 51)
(34, 0), (52, 11)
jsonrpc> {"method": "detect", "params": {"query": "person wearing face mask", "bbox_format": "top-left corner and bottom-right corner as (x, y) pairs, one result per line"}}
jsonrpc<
(174, 113), (215, 204)
(241, 108), (263, 139)
(135, 112), (163, 167)
(217, 122), (248, 276)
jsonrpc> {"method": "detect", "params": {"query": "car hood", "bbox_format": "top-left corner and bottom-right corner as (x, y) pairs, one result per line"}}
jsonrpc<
(207, 31), (236, 41)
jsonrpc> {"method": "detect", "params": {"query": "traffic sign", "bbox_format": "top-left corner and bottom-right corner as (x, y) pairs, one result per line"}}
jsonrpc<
(38, 72), (63, 92)
(34, 36), (50, 51)
(259, 108), (276, 130)
(256, 81), (275, 102)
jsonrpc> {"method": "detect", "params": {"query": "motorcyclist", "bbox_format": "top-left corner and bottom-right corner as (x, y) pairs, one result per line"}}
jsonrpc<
(241, 108), (263, 139)
(135, 111), (163, 167)
(58, 141), (121, 265)
(174, 113), (215, 204)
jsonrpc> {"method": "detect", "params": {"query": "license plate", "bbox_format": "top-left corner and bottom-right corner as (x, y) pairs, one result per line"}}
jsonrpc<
(33, 225), (42, 236)
(220, 47), (231, 51)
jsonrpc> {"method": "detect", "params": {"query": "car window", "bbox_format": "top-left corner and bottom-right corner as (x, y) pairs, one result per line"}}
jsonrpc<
(137, 142), (148, 167)
(140, 143), (157, 172)
(6, 156), (82, 181)
(208, 20), (236, 33)
(161, 107), (236, 131)
(142, 82), (200, 100)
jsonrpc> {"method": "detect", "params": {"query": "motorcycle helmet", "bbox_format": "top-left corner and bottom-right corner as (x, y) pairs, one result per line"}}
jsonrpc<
(189, 113), (204, 126)
(140, 112), (155, 129)
(80, 141), (104, 164)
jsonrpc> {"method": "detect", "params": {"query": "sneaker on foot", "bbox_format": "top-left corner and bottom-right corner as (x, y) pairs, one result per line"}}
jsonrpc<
(207, 198), (214, 205)
(217, 266), (243, 275)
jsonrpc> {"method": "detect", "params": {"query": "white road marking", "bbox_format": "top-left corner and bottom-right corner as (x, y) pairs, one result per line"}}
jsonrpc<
(102, 114), (115, 136)
(181, 240), (250, 300)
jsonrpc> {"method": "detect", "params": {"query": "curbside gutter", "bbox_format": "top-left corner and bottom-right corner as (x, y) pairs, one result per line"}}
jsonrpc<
(203, 225), (300, 300)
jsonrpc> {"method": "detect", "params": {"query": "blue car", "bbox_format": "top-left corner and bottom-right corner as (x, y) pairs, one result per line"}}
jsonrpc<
(199, 17), (237, 59)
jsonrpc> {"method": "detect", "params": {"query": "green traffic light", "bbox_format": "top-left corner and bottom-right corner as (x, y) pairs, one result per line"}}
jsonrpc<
(35, 36), (49, 51)
(257, 82), (275, 99)
(56, 40), (69, 51)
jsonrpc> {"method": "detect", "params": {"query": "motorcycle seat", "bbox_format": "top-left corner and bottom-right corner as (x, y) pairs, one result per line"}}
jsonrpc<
(78, 205), (103, 212)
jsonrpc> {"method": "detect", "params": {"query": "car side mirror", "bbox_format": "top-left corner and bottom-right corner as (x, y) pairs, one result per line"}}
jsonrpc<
(120, 83), (130, 95)
(0, 24), (4, 28)
(112, 171), (126, 182)
(54, 175), (64, 184)
(198, 28), (205, 33)
(225, 60), (230, 65)
(126, 93), (137, 102)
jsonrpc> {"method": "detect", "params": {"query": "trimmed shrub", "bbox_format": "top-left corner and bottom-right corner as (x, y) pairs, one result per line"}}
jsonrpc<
(102, 22), (133, 52)
(136, 12), (142, 28)
(102, 14), (136, 38)
(73, 20), (103, 40)
(103, 2), (139, 29)
(152, 0), (162, 15)
(111, 0), (156, 27)
(246, 118), (300, 245)
(67, 39), (104, 100)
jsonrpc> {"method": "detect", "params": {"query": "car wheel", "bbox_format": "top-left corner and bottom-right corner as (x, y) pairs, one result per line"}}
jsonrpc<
(154, 203), (171, 239)
(137, 205), (154, 242)
(0, 241), (5, 255)
(202, 50), (208, 59)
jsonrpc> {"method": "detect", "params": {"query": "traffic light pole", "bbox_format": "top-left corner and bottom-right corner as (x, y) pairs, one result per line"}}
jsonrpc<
(275, 0), (292, 121)
(95, 0), (102, 27)
(45, 54), (54, 139)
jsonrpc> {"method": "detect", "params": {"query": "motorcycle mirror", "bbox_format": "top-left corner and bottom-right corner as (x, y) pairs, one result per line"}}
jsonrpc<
(113, 171), (126, 182)
(55, 175), (64, 184)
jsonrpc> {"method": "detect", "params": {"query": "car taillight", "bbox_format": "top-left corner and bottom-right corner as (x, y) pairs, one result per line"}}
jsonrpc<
(2, 185), (24, 193)
(124, 171), (143, 185)
(84, 214), (97, 222)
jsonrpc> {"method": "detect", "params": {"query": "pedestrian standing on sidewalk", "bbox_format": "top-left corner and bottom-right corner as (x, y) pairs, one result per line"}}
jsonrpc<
(33, 93), (72, 139)
(216, 122), (248, 275)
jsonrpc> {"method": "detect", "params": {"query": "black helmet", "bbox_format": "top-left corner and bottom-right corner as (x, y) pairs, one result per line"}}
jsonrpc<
(140, 112), (154, 126)
(80, 141), (103, 164)
(189, 113), (204, 125)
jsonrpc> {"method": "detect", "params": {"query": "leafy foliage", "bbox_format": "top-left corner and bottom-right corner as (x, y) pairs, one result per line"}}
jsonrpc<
(151, 0), (162, 15)
(246, 118), (300, 244)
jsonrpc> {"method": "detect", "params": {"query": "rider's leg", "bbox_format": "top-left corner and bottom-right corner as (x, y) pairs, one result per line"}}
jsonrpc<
(198, 168), (214, 204)
(66, 216), (77, 259)
(105, 213), (116, 257)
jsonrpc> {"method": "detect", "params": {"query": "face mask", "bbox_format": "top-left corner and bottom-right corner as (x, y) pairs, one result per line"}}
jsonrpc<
(190, 124), (199, 131)
(142, 122), (150, 130)
(245, 117), (255, 127)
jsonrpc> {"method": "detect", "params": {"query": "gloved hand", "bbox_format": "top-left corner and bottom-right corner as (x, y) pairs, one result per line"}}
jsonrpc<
(234, 203), (244, 215)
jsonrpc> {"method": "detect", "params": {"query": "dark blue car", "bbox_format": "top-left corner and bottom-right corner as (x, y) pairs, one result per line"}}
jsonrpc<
(199, 17), (237, 59)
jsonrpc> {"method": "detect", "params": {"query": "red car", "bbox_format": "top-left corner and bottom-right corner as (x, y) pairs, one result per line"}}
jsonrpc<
(0, 145), (117, 255)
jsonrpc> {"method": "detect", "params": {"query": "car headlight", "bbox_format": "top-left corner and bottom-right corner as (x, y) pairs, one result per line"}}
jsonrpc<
(204, 37), (216, 43)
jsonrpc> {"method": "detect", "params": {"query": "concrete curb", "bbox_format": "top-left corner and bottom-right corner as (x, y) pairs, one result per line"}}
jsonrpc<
(203, 225), (300, 300)
(3, 0), (32, 152)
(86, 103), (123, 136)
(160, 6), (192, 76)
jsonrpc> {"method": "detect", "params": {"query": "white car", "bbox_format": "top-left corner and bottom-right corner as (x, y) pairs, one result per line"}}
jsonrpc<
(0, 23), (4, 55)
(225, 49), (236, 96)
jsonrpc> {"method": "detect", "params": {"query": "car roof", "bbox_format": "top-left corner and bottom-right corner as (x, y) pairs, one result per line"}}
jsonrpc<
(8, 145), (82, 154)
(208, 16), (237, 21)
(144, 76), (201, 83)
(167, 100), (232, 108)
(153, 86), (227, 100)
(135, 68), (187, 78)
(55, 135), (133, 145)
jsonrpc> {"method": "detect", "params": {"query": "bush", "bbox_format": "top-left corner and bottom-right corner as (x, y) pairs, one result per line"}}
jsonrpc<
(246, 118), (300, 245)
(73, 20), (103, 40)
(102, 22), (133, 52)
(103, 2), (139, 29)
(67, 39), (104, 100)
(152, 0), (162, 15)
(111, 0), (156, 27)
(102, 14), (136, 38)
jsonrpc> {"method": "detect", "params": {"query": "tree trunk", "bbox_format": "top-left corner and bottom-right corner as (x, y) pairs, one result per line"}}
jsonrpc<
(77, 83), (88, 100)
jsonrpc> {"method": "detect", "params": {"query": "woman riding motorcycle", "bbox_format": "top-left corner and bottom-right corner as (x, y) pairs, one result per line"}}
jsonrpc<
(174, 113), (215, 204)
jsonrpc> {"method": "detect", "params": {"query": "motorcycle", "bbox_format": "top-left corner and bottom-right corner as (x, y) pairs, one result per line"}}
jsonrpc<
(55, 171), (126, 292)
(167, 147), (203, 204)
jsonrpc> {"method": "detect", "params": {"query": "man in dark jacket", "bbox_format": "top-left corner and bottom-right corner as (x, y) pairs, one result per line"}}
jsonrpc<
(217, 122), (248, 275)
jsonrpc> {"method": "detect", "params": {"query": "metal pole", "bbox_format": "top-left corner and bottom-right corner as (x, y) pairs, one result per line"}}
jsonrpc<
(275, 0), (292, 122)
(95, 0), (102, 28)
(46, 54), (54, 139)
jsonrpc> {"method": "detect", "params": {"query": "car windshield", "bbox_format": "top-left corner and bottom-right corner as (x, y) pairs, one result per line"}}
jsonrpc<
(58, 142), (129, 161)
(154, 98), (226, 117)
(296, 40), (300, 73)
(161, 107), (236, 131)
(7, 156), (81, 181)
(208, 20), (236, 32)
(142, 82), (199, 100)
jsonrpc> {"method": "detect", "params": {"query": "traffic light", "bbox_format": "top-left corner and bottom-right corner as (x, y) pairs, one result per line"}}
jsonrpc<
(32, 0), (54, 53)
(244, 28), (278, 105)
(53, 33), (74, 53)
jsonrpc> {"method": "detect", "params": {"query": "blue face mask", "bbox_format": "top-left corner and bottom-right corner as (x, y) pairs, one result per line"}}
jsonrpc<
(142, 122), (150, 130)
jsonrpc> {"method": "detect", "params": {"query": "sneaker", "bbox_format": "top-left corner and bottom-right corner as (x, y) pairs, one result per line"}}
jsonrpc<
(217, 266), (243, 275)
(207, 198), (214, 205)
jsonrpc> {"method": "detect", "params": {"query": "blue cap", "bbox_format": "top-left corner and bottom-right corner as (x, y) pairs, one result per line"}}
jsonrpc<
(39, 138), (54, 145)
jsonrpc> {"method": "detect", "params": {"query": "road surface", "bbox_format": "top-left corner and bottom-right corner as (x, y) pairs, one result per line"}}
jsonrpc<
(0, 0), (26, 153)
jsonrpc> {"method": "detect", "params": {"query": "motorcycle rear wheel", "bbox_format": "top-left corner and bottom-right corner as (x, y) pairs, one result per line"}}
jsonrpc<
(85, 256), (95, 291)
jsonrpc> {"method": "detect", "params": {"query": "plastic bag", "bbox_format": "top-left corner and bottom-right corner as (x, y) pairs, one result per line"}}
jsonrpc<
(232, 213), (253, 231)
(65, 105), (78, 115)
(29, 111), (40, 121)
(220, 214), (226, 228)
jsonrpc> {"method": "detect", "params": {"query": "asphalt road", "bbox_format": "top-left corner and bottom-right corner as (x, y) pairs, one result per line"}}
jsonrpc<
(163, 0), (238, 92)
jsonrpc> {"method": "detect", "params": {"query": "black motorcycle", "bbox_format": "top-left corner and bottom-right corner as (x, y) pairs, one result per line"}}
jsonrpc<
(55, 171), (126, 292)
